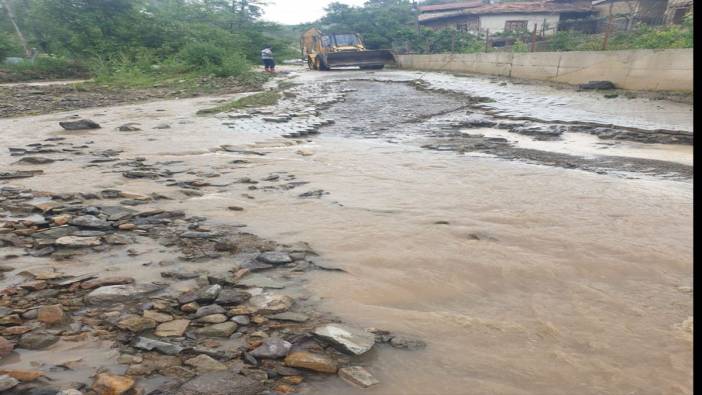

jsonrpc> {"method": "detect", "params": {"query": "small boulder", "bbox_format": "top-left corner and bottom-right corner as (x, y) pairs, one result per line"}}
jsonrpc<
(37, 304), (65, 325)
(248, 294), (293, 315)
(250, 338), (291, 359)
(18, 333), (58, 350)
(257, 251), (293, 265)
(578, 80), (616, 90)
(196, 314), (228, 324)
(59, 119), (101, 130)
(268, 312), (309, 323)
(175, 371), (264, 395)
(133, 337), (183, 356)
(389, 335), (427, 350)
(0, 375), (19, 391)
(338, 366), (379, 388)
(118, 124), (141, 132)
(196, 285), (222, 303)
(195, 322), (237, 338)
(154, 319), (190, 337)
(0, 369), (45, 382)
(55, 236), (102, 248)
(313, 324), (376, 355)
(193, 305), (225, 318)
(184, 354), (227, 372)
(214, 289), (250, 305)
(0, 336), (14, 358)
(143, 310), (173, 323)
(69, 215), (113, 230)
(92, 373), (134, 395)
(117, 315), (157, 333)
(284, 351), (337, 373)
(85, 284), (162, 305)
(81, 276), (135, 290)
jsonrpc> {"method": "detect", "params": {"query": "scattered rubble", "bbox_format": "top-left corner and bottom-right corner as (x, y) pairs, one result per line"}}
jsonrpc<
(0, 177), (426, 393)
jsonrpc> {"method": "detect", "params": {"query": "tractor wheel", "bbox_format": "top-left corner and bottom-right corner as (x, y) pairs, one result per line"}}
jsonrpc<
(318, 58), (330, 71)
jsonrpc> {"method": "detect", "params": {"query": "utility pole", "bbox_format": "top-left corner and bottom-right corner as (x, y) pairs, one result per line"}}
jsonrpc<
(530, 23), (537, 52)
(602, 0), (614, 50)
(412, 1), (420, 35)
(1, 0), (31, 57)
(485, 28), (490, 52)
(451, 29), (456, 53)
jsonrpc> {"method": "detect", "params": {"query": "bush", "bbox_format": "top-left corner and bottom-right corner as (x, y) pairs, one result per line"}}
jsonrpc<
(512, 40), (528, 52)
(609, 19), (693, 49)
(547, 31), (587, 51)
(177, 42), (251, 78)
(178, 42), (227, 68)
(0, 55), (89, 82)
(0, 33), (21, 60)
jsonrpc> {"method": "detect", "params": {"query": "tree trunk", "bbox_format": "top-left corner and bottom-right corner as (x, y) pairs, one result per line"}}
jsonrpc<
(1, 0), (31, 57)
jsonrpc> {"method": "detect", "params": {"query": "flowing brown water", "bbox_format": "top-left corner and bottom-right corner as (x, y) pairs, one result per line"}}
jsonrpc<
(0, 68), (692, 394)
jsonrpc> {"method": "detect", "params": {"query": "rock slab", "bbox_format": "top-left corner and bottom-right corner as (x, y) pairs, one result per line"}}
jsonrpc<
(175, 371), (264, 395)
(284, 352), (337, 373)
(250, 338), (291, 359)
(92, 373), (134, 395)
(59, 119), (101, 130)
(85, 284), (161, 305)
(338, 366), (380, 388)
(154, 319), (190, 337)
(313, 324), (376, 355)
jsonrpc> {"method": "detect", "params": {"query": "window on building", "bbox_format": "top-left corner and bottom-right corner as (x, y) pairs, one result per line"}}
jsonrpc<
(504, 20), (528, 32)
(456, 23), (469, 32)
(672, 7), (690, 24)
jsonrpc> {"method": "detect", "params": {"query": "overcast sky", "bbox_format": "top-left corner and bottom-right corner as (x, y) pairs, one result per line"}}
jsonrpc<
(262, 0), (368, 25)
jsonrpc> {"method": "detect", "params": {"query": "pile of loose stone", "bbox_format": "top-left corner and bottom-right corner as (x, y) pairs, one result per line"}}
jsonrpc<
(0, 185), (424, 394)
(220, 82), (344, 140)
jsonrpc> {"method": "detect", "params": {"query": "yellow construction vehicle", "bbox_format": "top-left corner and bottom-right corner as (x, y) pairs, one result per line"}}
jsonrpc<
(300, 28), (395, 71)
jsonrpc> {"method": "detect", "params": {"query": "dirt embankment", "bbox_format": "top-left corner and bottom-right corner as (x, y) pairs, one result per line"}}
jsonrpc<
(0, 77), (265, 118)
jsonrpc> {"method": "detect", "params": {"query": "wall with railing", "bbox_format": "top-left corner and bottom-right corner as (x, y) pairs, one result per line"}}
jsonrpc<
(394, 48), (692, 92)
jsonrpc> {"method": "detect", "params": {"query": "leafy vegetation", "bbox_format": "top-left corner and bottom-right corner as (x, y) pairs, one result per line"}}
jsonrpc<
(544, 13), (692, 52)
(0, 55), (88, 82)
(317, 0), (692, 55)
(196, 90), (281, 115)
(0, 0), (694, 85)
(0, 0), (292, 84)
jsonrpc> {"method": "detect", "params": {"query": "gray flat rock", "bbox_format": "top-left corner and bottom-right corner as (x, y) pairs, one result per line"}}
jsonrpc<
(236, 275), (287, 289)
(313, 324), (376, 356)
(85, 284), (162, 305)
(175, 371), (264, 395)
(268, 312), (309, 322)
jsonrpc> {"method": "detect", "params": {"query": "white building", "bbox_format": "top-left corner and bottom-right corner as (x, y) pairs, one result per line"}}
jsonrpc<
(418, 0), (593, 36)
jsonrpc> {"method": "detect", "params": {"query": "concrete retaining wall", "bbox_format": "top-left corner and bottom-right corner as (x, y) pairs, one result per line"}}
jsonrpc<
(395, 48), (693, 92)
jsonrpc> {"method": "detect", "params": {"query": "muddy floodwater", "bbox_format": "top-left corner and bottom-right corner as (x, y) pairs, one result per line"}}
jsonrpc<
(0, 66), (692, 394)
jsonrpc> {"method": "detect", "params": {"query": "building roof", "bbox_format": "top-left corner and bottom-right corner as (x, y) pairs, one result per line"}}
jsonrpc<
(418, 2), (483, 12)
(419, 1), (593, 23)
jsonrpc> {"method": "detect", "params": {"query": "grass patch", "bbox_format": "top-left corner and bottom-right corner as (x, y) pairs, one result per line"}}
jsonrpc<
(197, 90), (281, 115)
(0, 56), (89, 83)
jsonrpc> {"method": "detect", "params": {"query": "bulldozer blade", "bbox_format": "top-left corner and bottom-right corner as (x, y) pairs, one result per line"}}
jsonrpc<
(325, 50), (395, 68)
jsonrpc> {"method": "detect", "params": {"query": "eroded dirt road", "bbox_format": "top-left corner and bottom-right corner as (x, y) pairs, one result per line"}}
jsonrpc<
(0, 66), (693, 395)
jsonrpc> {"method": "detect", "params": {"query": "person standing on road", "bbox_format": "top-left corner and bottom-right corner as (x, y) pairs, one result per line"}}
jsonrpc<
(261, 46), (275, 73)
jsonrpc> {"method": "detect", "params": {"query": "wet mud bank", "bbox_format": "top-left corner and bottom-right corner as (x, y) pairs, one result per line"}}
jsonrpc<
(313, 79), (692, 179)
(0, 76), (265, 119)
(0, 84), (423, 394)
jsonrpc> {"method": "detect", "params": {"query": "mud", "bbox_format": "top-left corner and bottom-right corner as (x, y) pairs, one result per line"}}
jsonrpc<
(317, 80), (692, 179)
(0, 65), (693, 395)
(0, 76), (263, 118)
